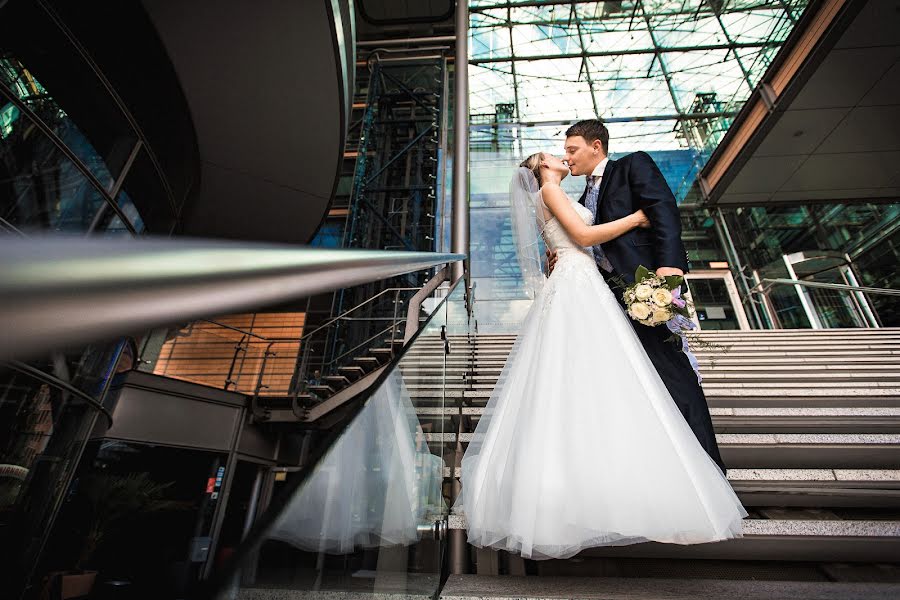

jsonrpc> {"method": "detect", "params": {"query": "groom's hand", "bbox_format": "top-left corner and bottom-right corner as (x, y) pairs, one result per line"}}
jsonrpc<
(656, 267), (684, 277)
(546, 248), (558, 275)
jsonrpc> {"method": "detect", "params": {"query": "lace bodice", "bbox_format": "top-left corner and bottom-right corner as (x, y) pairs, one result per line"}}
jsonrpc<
(542, 195), (594, 255)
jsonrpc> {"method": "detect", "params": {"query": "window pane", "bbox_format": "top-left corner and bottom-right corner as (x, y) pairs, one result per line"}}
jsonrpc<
(0, 2), (138, 187)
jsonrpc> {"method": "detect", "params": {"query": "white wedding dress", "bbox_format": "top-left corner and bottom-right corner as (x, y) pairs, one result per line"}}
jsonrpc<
(452, 195), (748, 560)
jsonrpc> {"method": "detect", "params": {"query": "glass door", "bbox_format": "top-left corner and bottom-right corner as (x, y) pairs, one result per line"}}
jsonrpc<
(683, 270), (750, 330)
(757, 251), (879, 329)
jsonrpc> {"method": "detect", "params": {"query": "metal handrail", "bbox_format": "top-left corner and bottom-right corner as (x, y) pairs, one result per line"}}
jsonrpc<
(164, 283), (443, 395)
(296, 287), (420, 343)
(200, 287), (421, 343)
(5, 360), (114, 427)
(0, 236), (464, 360)
(754, 278), (900, 297)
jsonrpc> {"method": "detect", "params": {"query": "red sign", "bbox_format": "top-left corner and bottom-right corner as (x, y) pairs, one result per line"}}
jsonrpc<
(206, 477), (215, 493)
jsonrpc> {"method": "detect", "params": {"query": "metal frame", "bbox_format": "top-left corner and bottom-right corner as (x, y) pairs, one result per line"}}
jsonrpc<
(0, 78), (139, 235)
(36, 0), (181, 220)
(750, 277), (898, 330)
(683, 269), (752, 331)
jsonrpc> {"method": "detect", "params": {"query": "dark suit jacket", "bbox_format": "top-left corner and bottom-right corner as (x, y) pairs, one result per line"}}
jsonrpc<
(579, 151), (689, 283)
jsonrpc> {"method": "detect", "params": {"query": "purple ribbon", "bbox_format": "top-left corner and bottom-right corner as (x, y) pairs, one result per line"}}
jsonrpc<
(665, 313), (702, 384)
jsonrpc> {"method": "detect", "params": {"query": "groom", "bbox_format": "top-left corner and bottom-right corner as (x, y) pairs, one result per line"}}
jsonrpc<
(548, 118), (727, 475)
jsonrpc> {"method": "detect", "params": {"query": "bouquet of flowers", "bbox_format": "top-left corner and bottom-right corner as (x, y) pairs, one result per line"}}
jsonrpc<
(624, 265), (692, 327)
(623, 265), (703, 383)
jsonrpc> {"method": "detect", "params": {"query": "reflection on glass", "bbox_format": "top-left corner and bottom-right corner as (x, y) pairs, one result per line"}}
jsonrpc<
(0, 341), (125, 592)
(724, 203), (900, 327)
(1, 0), (141, 186)
(36, 440), (228, 598)
(684, 278), (741, 330)
(103, 192), (145, 234)
(225, 282), (462, 598)
(0, 104), (110, 232)
(268, 370), (444, 554)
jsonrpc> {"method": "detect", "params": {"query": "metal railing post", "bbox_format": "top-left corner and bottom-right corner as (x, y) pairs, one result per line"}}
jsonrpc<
(404, 266), (450, 343)
(451, 0), (470, 298)
(225, 334), (248, 390)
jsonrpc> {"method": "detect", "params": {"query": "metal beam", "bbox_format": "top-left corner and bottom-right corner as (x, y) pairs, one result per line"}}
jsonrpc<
(471, 0), (779, 14)
(470, 40), (779, 64)
(468, 111), (738, 129)
(358, 35), (456, 47)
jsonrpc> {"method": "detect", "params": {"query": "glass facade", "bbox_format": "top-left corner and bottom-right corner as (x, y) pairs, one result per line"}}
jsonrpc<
(0, 343), (127, 595)
(721, 202), (900, 327)
(0, 2), (193, 596)
(0, 0), (181, 236)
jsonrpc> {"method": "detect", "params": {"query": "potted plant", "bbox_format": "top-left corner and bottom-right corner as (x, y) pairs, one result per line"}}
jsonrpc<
(50, 472), (175, 599)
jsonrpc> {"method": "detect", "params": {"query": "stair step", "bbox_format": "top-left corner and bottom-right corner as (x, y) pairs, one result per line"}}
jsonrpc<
(428, 433), (900, 468)
(441, 467), (900, 483)
(410, 350), (900, 357)
(439, 574), (900, 600)
(401, 372), (900, 386)
(416, 406), (900, 432)
(307, 384), (335, 395)
(437, 468), (900, 507)
(445, 516), (900, 561)
(338, 365), (366, 380)
(429, 341), (898, 351)
(408, 381), (900, 398)
(404, 350), (900, 360)
(353, 356), (380, 366)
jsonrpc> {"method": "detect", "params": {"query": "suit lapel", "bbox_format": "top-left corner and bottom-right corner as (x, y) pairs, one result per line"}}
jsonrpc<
(594, 159), (616, 225)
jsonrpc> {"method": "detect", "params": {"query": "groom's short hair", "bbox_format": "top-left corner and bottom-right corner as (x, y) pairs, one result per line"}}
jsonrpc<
(566, 119), (609, 154)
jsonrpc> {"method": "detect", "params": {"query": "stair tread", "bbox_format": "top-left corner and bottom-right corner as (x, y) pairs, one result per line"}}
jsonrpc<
(416, 406), (900, 417)
(440, 574), (900, 600)
(431, 432), (900, 444)
(439, 467), (900, 482)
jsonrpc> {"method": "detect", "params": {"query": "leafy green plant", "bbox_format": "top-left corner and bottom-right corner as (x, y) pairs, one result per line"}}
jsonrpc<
(74, 472), (176, 571)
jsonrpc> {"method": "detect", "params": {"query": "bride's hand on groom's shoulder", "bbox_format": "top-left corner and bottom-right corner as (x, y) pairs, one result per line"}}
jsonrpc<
(546, 248), (558, 275)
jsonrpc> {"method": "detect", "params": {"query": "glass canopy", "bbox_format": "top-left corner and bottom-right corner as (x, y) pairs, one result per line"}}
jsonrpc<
(465, 0), (810, 332)
(469, 0), (808, 163)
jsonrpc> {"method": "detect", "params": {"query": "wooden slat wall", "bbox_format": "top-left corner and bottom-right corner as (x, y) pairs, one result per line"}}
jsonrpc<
(154, 313), (305, 394)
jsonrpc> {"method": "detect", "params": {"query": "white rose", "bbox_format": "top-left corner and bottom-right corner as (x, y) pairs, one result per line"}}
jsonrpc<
(651, 288), (673, 306)
(651, 308), (672, 324)
(629, 302), (652, 320)
(634, 284), (653, 300)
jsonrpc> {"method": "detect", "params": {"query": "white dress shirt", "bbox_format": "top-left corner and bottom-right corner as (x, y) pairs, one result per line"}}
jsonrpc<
(590, 156), (610, 186)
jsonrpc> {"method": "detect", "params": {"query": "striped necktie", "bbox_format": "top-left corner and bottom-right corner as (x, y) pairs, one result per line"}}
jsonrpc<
(583, 176), (614, 272)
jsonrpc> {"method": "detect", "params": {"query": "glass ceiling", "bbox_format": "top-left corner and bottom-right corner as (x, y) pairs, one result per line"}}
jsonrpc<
(464, 1), (812, 332)
(469, 0), (809, 158)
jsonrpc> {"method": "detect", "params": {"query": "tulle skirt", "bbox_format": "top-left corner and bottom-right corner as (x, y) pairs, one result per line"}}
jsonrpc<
(452, 249), (748, 560)
(268, 370), (444, 554)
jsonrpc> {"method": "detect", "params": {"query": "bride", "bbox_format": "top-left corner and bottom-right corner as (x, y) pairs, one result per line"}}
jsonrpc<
(452, 153), (747, 560)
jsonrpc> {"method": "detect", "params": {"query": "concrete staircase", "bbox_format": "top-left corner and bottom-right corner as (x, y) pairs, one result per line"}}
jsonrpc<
(398, 328), (900, 591)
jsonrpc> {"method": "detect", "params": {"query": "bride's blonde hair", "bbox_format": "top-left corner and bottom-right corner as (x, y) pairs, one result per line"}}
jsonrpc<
(519, 152), (544, 187)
